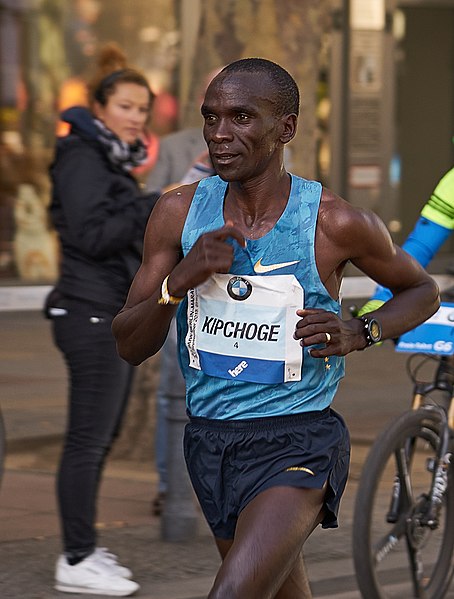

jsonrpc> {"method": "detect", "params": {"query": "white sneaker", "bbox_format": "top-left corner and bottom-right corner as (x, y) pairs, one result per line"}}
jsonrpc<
(94, 547), (133, 579)
(55, 554), (139, 596)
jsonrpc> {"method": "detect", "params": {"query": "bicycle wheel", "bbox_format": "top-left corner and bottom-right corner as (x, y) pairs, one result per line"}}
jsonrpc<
(353, 408), (454, 599)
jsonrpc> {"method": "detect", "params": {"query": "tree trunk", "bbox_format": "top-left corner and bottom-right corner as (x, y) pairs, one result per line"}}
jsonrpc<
(184, 0), (334, 178)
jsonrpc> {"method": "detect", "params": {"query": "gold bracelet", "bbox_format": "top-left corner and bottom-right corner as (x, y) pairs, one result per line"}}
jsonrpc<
(157, 275), (185, 305)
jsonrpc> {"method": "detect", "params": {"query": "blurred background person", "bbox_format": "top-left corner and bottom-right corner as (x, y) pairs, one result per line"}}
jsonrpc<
(145, 68), (220, 516)
(45, 43), (159, 596)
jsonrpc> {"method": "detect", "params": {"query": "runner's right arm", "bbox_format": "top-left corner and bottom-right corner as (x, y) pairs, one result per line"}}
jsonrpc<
(112, 185), (245, 366)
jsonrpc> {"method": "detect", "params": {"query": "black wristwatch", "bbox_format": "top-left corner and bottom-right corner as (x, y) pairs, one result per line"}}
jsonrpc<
(359, 315), (382, 348)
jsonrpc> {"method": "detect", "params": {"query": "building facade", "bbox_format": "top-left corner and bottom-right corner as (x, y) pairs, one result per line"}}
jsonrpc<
(0, 0), (453, 287)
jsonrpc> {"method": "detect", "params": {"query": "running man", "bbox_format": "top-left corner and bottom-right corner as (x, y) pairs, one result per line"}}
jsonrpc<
(112, 58), (439, 598)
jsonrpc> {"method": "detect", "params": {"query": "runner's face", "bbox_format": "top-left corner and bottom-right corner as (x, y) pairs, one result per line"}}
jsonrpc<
(201, 72), (284, 182)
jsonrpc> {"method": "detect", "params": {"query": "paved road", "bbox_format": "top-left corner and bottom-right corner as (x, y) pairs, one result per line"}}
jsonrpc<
(1, 310), (453, 598)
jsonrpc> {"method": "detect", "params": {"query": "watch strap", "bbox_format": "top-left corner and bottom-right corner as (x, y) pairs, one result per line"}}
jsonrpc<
(157, 275), (185, 305)
(358, 315), (382, 348)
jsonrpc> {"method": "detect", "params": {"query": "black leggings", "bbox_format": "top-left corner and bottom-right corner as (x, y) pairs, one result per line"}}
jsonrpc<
(51, 298), (133, 560)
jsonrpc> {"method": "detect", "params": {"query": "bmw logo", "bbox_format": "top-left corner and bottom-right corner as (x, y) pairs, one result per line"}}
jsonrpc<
(227, 276), (252, 301)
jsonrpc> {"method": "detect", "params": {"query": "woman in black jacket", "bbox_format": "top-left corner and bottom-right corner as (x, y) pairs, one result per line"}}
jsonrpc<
(46, 47), (159, 597)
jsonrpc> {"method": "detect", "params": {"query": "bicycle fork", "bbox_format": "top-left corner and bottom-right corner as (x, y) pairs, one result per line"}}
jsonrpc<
(385, 404), (451, 598)
(387, 405), (450, 525)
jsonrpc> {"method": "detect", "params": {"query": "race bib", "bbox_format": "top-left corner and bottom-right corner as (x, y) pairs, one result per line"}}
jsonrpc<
(185, 273), (304, 383)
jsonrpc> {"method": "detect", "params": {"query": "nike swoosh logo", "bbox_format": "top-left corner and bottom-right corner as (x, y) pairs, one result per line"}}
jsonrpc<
(253, 258), (299, 273)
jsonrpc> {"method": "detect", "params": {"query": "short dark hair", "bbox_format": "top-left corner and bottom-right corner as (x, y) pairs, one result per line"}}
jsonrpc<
(220, 58), (299, 117)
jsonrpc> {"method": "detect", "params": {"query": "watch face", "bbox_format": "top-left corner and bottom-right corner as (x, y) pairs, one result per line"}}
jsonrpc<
(369, 319), (381, 342)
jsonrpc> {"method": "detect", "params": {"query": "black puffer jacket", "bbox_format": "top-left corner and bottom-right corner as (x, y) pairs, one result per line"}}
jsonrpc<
(49, 107), (159, 313)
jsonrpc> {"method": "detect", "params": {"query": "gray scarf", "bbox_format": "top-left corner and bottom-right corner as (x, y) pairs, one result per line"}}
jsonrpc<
(94, 118), (147, 172)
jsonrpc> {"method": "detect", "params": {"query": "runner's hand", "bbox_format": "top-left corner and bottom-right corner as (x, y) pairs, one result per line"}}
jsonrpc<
(294, 308), (364, 356)
(168, 221), (245, 295)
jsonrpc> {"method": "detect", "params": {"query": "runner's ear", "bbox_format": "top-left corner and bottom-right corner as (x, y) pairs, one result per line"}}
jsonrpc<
(280, 113), (297, 144)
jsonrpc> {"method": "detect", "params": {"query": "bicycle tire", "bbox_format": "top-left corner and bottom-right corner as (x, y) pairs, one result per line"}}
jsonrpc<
(353, 408), (454, 599)
(0, 409), (5, 490)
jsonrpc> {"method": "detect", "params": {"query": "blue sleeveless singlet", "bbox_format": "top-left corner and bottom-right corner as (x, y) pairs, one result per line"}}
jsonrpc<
(176, 174), (345, 419)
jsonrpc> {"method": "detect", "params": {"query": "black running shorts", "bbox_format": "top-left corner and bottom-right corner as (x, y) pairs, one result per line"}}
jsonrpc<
(183, 407), (351, 539)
